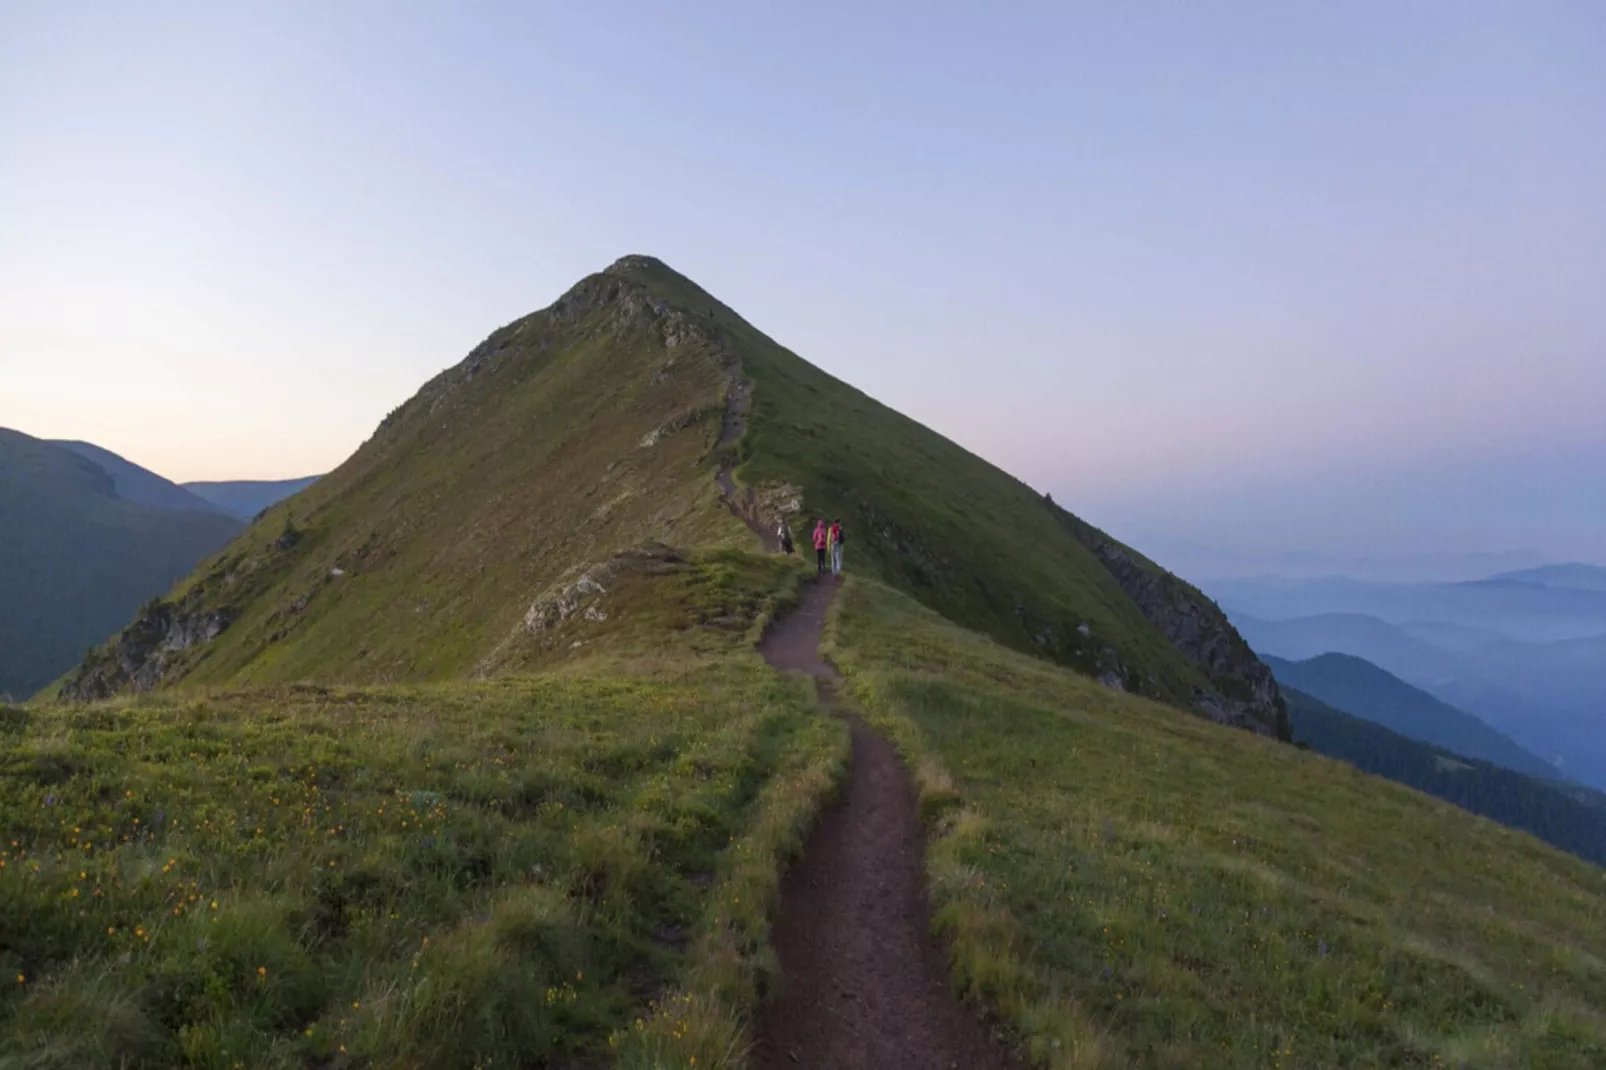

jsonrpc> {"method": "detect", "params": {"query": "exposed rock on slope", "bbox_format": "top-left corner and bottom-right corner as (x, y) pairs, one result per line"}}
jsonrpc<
(1055, 506), (1288, 737)
(60, 593), (234, 701)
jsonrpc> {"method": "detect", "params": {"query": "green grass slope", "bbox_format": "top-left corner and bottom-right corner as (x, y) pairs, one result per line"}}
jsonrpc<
(1282, 685), (1606, 869)
(8, 500), (848, 1068)
(2, 624), (845, 1068)
(606, 256), (1283, 735)
(0, 429), (242, 698)
(61, 266), (757, 697)
(831, 577), (1606, 1069)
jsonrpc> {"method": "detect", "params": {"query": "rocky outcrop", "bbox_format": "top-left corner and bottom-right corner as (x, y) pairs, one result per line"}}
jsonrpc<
(473, 543), (693, 677)
(1058, 512), (1289, 739)
(59, 593), (235, 702)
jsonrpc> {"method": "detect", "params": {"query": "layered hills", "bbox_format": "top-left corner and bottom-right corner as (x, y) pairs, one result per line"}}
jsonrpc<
(183, 476), (322, 520)
(1261, 652), (1560, 780)
(1219, 573), (1606, 787)
(62, 256), (1284, 738)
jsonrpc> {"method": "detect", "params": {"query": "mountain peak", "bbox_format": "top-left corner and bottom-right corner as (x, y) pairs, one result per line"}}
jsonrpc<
(604, 253), (675, 278)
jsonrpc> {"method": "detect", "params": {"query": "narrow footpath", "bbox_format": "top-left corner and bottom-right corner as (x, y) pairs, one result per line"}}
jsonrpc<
(751, 579), (1021, 1069)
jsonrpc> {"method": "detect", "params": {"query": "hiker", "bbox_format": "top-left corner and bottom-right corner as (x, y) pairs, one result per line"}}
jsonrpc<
(812, 520), (828, 575)
(829, 518), (845, 576)
(777, 519), (794, 555)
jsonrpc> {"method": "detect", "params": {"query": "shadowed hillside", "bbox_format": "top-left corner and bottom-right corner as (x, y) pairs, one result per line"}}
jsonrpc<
(51, 440), (224, 515)
(0, 428), (242, 698)
(1263, 653), (1561, 780)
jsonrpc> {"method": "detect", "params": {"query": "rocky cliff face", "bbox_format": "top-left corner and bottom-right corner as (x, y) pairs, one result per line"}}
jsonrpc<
(1055, 508), (1289, 739)
(59, 593), (234, 701)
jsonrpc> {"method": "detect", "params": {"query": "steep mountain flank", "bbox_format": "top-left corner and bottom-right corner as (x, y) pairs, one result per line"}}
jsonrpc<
(62, 264), (754, 697)
(0, 428), (242, 697)
(62, 256), (1283, 737)
(1053, 506), (1288, 736)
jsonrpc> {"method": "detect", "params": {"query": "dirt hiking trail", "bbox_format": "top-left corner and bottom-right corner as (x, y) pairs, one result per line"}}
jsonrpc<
(752, 579), (1022, 1069)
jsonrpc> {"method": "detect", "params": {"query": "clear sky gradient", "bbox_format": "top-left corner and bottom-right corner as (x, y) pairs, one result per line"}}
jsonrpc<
(3, 3), (1602, 562)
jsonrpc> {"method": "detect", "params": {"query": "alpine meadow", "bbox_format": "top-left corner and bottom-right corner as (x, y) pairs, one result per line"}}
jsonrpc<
(5, 257), (1604, 1069)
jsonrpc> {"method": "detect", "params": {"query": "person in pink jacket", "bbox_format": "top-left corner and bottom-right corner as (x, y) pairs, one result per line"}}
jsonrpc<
(812, 520), (828, 575)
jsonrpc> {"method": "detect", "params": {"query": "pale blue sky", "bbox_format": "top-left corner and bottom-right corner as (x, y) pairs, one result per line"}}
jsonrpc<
(2, 2), (1602, 561)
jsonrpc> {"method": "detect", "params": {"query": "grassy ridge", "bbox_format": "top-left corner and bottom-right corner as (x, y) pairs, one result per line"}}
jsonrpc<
(0, 658), (844, 1069)
(829, 578), (1606, 1069)
(604, 257), (1221, 712)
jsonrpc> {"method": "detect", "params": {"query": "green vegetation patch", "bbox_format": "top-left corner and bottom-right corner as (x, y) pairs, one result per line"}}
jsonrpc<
(831, 578), (1606, 1069)
(0, 661), (842, 1069)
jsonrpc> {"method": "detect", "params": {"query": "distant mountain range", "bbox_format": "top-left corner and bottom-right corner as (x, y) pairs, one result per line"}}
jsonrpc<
(1263, 653), (1560, 780)
(183, 477), (320, 520)
(1141, 541), (1553, 583)
(1208, 572), (1606, 643)
(1486, 563), (1606, 592)
(0, 428), (318, 696)
(1212, 569), (1606, 789)
(1236, 613), (1466, 684)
